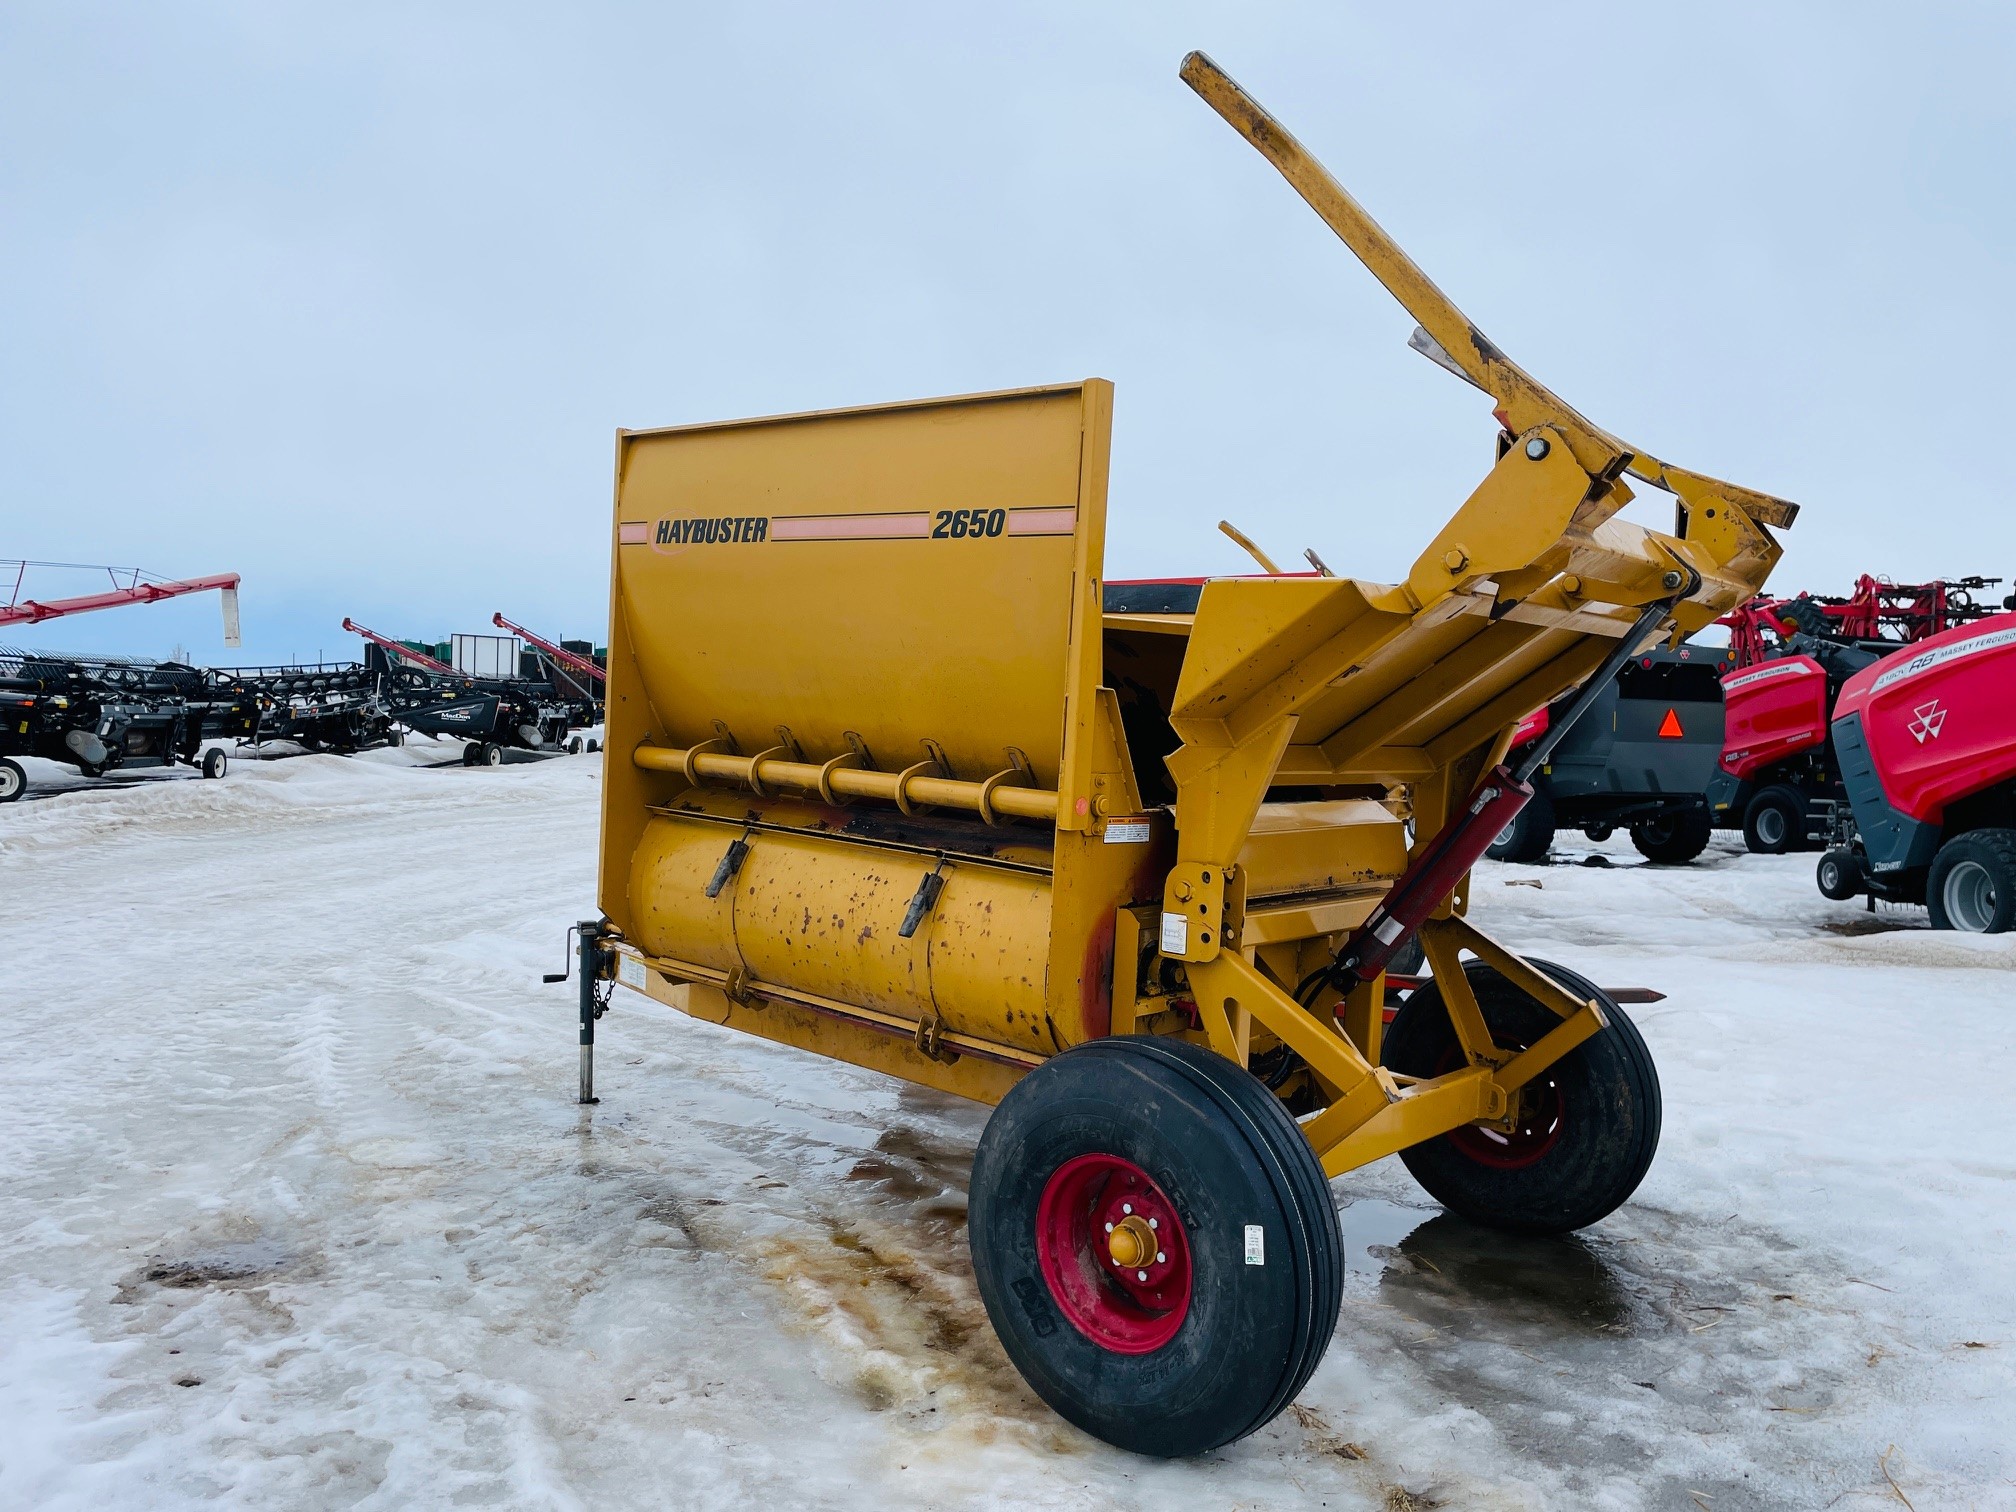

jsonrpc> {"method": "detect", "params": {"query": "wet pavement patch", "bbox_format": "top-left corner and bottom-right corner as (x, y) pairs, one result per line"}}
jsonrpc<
(843, 1125), (974, 1232)
(1378, 1214), (1644, 1336)
(121, 1238), (299, 1298)
(1332, 1193), (1890, 1508)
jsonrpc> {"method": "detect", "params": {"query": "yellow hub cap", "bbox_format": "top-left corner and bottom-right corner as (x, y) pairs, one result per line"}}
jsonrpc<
(1106, 1213), (1156, 1270)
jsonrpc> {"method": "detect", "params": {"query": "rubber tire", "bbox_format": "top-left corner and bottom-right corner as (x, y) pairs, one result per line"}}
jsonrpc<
(201, 748), (228, 780)
(0, 757), (23, 803)
(1926, 829), (2016, 934)
(1387, 934), (1426, 978)
(1816, 847), (1862, 902)
(1629, 807), (1712, 864)
(1485, 783), (1556, 864)
(970, 1036), (1342, 1459)
(567, 736), (584, 755)
(586, 738), (601, 754)
(1583, 822), (1613, 843)
(1743, 786), (1807, 854)
(1381, 958), (1661, 1235)
(477, 742), (504, 767)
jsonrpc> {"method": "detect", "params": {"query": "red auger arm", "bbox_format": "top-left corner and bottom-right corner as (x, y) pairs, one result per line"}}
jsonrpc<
(491, 612), (604, 685)
(2, 561), (241, 645)
(341, 617), (454, 673)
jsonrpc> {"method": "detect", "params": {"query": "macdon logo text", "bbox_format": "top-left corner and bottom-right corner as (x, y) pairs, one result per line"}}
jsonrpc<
(656, 517), (769, 545)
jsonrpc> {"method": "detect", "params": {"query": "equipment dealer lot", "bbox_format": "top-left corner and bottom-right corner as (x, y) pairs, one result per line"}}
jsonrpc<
(2, 748), (2011, 1510)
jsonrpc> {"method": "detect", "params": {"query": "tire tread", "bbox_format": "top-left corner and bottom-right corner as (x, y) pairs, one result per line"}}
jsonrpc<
(1057, 1038), (1343, 1444)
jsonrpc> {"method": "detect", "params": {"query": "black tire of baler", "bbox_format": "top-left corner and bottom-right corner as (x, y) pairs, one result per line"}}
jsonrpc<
(1381, 958), (1661, 1235)
(1630, 806), (1712, 864)
(969, 1035), (1342, 1458)
(1815, 847), (1863, 902)
(1387, 933), (1427, 978)
(1486, 782), (1556, 864)
(1926, 828), (2016, 934)
(1743, 786), (1807, 854)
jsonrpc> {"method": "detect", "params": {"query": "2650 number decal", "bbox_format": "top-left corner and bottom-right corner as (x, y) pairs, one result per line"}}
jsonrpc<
(932, 508), (1007, 539)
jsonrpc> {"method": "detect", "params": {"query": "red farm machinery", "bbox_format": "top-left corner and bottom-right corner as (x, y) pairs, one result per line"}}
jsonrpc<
(1817, 609), (2016, 929)
(1707, 575), (2011, 855)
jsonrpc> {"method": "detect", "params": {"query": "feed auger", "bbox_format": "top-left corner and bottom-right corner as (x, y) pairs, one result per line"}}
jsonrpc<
(567, 53), (1797, 1456)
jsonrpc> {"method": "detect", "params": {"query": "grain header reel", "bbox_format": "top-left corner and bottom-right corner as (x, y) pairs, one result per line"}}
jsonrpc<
(0, 649), (229, 798)
(572, 54), (1798, 1456)
(345, 618), (589, 764)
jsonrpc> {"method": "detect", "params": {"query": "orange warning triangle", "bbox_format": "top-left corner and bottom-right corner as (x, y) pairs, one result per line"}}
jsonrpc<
(1658, 707), (1685, 739)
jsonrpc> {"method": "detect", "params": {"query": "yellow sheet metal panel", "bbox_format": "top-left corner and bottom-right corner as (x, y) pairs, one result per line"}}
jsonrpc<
(628, 969), (1027, 1106)
(611, 383), (1103, 791)
(626, 814), (742, 973)
(1239, 800), (1407, 898)
(625, 805), (1056, 1053)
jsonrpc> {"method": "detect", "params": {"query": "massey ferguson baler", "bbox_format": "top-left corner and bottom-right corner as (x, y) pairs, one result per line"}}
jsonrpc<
(566, 54), (1798, 1456)
(1708, 578), (2007, 852)
(1817, 612), (2016, 930)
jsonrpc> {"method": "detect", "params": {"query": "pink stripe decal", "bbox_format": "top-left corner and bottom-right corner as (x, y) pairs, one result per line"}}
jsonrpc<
(618, 521), (651, 545)
(769, 512), (932, 541)
(1006, 506), (1078, 536)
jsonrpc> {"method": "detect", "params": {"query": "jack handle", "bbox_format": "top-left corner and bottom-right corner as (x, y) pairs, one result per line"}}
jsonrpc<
(548, 919), (614, 1104)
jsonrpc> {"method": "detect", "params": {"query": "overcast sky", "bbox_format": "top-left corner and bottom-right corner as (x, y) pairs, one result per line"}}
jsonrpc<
(4, 1), (2012, 665)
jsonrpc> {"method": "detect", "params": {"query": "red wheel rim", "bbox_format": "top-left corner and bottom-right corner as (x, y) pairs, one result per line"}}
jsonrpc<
(1439, 1044), (1566, 1170)
(1035, 1153), (1193, 1354)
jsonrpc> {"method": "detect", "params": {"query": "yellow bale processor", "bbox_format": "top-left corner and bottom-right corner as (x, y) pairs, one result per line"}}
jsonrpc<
(570, 54), (1797, 1456)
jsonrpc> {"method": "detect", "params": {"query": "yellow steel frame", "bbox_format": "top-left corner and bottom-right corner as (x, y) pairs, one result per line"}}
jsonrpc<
(1147, 53), (1796, 1175)
(1181, 913), (1608, 1177)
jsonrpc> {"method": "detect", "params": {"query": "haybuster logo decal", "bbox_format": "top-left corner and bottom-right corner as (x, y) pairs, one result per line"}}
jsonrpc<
(619, 506), (1079, 547)
(656, 516), (769, 545)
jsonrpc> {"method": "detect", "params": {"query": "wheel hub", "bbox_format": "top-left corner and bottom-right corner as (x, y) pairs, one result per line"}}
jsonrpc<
(1036, 1153), (1192, 1353)
(1450, 1074), (1566, 1169)
(1944, 859), (1997, 933)
(1105, 1212), (1156, 1270)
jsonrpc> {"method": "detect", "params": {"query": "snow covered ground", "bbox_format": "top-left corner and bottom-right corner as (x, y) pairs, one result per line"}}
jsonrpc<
(2, 746), (2011, 1510)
